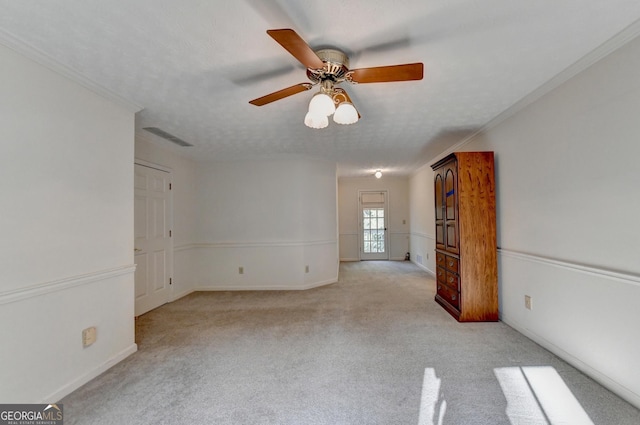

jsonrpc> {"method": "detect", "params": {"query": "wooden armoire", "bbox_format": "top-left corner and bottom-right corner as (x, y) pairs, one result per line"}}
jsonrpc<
(431, 152), (498, 322)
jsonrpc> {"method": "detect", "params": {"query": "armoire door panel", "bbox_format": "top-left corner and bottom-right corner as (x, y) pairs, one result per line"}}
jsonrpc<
(444, 168), (456, 221)
(434, 173), (445, 250)
(445, 222), (459, 254)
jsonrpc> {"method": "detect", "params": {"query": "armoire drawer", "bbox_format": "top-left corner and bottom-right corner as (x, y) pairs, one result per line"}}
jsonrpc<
(435, 251), (459, 273)
(437, 283), (460, 310)
(444, 256), (458, 273)
(444, 271), (460, 292)
(436, 266), (446, 284)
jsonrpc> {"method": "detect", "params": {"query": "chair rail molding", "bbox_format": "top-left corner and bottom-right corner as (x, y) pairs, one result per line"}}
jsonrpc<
(0, 264), (137, 305)
(499, 248), (640, 286)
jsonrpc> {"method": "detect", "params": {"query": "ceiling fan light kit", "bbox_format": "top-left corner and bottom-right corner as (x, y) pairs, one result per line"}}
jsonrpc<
(249, 29), (423, 129)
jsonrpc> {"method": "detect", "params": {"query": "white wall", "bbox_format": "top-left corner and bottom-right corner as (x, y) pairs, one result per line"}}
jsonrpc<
(133, 139), (340, 291)
(194, 158), (338, 289)
(409, 166), (436, 275)
(338, 176), (410, 261)
(410, 34), (640, 408)
(0, 43), (137, 402)
(135, 135), (199, 299)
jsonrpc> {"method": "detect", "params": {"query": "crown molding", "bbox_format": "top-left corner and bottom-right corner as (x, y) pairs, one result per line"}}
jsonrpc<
(0, 28), (143, 113)
(480, 18), (640, 135)
(413, 18), (640, 175)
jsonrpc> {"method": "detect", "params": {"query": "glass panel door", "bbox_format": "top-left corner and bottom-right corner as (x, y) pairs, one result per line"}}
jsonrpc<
(360, 191), (389, 260)
(363, 208), (385, 253)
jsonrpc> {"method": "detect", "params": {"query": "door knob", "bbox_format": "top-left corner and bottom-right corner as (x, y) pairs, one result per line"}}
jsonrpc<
(134, 248), (142, 252)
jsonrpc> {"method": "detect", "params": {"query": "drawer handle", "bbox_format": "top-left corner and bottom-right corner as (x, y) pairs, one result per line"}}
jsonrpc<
(437, 285), (442, 290)
(448, 277), (454, 283)
(438, 270), (443, 276)
(448, 261), (454, 266)
(452, 294), (457, 300)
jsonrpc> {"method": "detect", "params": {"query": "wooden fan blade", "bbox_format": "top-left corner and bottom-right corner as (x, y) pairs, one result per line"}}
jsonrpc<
(349, 63), (424, 84)
(249, 83), (313, 106)
(267, 29), (325, 69)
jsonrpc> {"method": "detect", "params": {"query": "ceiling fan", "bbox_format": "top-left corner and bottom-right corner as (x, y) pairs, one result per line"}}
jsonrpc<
(249, 29), (424, 128)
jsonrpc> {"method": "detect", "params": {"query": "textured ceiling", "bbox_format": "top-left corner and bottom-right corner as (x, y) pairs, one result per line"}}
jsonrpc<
(2, 0), (640, 177)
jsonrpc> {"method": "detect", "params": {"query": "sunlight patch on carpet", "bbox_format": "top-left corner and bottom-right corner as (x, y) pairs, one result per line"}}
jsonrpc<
(495, 366), (594, 425)
(417, 368), (446, 425)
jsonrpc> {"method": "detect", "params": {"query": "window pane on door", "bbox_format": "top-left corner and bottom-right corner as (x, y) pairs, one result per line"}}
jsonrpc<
(363, 208), (385, 253)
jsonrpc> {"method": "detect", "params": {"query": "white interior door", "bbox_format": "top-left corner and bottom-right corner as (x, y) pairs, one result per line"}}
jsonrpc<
(360, 191), (389, 260)
(134, 163), (172, 316)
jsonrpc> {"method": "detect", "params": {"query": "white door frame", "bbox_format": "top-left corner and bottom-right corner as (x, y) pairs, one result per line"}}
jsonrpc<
(134, 159), (173, 316)
(358, 190), (389, 260)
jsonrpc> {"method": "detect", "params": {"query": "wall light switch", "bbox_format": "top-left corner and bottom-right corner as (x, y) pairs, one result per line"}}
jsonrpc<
(525, 295), (532, 310)
(239, 266), (244, 275)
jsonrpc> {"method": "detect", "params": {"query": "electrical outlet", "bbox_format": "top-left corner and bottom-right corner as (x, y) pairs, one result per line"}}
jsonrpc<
(305, 265), (309, 273)
(525, 295), (532, 310)
(239, 266), (244, 275)
(82, 326), (96, 348)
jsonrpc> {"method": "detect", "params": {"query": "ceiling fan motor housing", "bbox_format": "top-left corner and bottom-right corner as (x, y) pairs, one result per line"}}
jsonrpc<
(249, 29), (423, 106)
(307, 48), (350, 83)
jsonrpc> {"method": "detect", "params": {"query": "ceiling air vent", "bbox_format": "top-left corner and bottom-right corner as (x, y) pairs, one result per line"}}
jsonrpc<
(143, 127), (193, 147)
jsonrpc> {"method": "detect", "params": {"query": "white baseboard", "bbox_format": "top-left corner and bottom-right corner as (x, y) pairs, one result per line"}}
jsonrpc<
(171, 288), (194, 302)
(170, 277), (339, 299)
(339, 258), (409, 262)
(412, 260), (435, 277)
(193, 277), (337, 292)
(45, 343), (137, 403)
(501, 314), (640, 410)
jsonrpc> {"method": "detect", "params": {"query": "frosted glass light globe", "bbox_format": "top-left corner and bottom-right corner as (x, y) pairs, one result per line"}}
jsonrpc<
(308, 93), (336, 117)
(333, 102), (358, 125)
(304, 111), (329, 129)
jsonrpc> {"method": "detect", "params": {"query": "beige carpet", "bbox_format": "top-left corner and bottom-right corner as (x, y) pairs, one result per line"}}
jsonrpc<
(61, 261), (640, 424)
